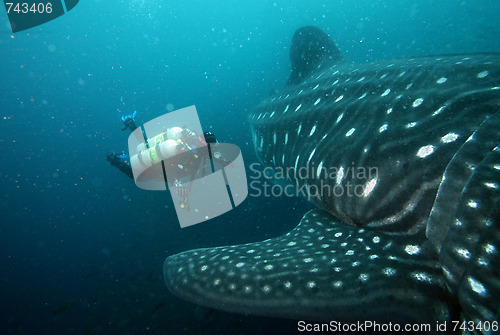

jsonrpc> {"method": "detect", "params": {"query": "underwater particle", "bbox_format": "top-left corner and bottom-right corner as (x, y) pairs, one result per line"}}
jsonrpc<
(91, 177), (103, 187)
(166, 103), (175, 112)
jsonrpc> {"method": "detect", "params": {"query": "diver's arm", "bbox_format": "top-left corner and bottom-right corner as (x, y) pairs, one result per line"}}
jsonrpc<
(106, 153), (134, 179)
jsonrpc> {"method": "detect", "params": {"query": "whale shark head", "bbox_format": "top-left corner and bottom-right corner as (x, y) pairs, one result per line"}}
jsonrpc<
(164, 27), (500, 325)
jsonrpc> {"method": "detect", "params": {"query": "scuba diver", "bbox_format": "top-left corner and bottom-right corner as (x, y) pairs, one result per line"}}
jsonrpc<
(121, 110), (138, 131)
(105, 111), (138, 179)
(106, 111), (226, 210)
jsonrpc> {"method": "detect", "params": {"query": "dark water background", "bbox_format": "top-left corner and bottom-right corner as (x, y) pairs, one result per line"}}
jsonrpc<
(1, 0), (499, 334)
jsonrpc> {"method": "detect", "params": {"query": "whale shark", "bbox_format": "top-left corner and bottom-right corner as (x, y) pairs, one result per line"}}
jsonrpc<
(163, 27), (500, 326)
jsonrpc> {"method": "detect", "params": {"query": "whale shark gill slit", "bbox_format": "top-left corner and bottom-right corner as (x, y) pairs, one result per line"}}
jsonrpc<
(164, 27), (500, 325)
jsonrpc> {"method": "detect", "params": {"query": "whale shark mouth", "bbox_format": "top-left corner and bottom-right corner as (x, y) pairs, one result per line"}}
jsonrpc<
(164, 27), (500, 324)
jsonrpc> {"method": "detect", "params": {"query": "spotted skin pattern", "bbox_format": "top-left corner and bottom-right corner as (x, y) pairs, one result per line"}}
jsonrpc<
(164, 53), (500, 327)
(164, 209), (453, 322)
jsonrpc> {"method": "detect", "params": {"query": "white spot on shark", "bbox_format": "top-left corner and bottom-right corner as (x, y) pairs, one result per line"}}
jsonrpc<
(417, 145), (435, 158)
(316, 161), (324, 178)
(436, 77), (447, 84)
(359, 273), (369, 282)
(433, 106), (446, 116)
(484, 244), (495, 254)
(405, 245), (420, 255)
(363, 177), (377, 197)
(309, 125), (317, 136)
(379, 124), (388, 133)
(468, 200), (478, 208)
(381, 88), (390, 96)
(412, 98), (424, 107)
(484, 182), (498, 189)
(441, 133), (459, 143)
(345, 128), (355, 137)
(306, 281), (316, 289)
(411, 272), (433, 284)
(336, 167), (344, 184)
(335, 95), (344, 102)
(468, 277), (487, 296)
(336, 113), (344, 124)
(456, 248), (471, 259)
(477, 71), (489, 78)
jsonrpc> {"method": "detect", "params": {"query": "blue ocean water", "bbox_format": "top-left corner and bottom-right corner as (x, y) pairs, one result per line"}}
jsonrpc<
(0, 0), (499, 334)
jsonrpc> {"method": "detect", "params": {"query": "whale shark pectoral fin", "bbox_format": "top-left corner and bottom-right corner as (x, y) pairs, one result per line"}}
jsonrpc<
(437, 144), (500, 322)
(164, 209), (455, 322)
(426, 108), (500, 251)
(459, 198), (500, 324)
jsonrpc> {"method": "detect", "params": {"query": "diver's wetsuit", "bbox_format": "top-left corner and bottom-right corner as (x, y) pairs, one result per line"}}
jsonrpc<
(106, 112), (137, 179)
(106, 152), (134, 179)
